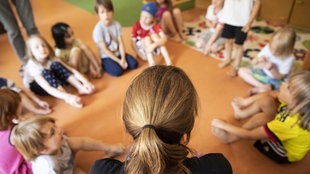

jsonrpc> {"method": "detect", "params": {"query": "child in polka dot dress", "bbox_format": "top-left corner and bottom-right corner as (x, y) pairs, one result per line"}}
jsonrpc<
(22, 35), (95, 108)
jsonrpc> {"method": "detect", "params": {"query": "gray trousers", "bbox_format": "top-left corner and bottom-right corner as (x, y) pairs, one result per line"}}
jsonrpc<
(0, 0), (38, 61)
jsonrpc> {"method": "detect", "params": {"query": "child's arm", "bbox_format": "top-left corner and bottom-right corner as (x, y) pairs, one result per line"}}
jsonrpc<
(265, 62), (287, 80)
(117, 36), (128, 69)
(33, 74), (82, 108)
(68, 137), (125, 156)
(21, 88), (50, 109)
(98, 40), (123, 66)
(212, 119), (268, 140)
(242, 0), (261, 33)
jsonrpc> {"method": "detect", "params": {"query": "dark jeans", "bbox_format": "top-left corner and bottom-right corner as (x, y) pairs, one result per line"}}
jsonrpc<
(101, 53), (138, 77)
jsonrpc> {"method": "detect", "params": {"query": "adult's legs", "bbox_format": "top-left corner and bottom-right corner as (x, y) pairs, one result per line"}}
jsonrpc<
(0, 0), (25, 61)
(12, 0), (38, 35)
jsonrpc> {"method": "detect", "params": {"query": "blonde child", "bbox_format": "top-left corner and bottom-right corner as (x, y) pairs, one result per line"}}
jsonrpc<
(90, 65), (232, 174)
(219, 0), (261, 77)
(196, 0), (225, 55)
(196, 0), (224, 55)
(92, 0), (138, 77)
(12, 116), (125, 174)
(22, 34), (95, 108)
(132, 2), (172, 66)
(1, 77), (51, 115)
(51, 22), (102, 78)
(0, 89), (32, 174)
(154, 0), (186, 42)
(238, 27), (296, 94)
(212, 71), (310, 163)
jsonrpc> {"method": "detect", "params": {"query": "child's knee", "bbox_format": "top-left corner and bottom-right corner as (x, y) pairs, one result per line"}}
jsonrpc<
(173, 8), (181, 16)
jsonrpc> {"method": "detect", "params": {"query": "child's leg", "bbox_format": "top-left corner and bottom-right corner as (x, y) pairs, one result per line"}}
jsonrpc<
(101, 58), (124, 77)
(125, 53), (138, 69)
(80, 44), (102, 78)
(232, 94), (277, 120)
(172, 8), (186, 40)
(50, 61), (94, 95)
(227, 44), (243, 77)
(161, 11), (182, 42)
(227, 27), (248, 77)
(159, 46), (172, 65)
(69, 47), (82, 70)
(211, 120), (240, 144)
(142, 37), (156, 66)
(219, 39), (234, 68)
(238, 67), (269, 88)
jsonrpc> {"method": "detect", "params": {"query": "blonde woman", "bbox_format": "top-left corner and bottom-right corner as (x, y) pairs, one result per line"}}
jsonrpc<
(90, 65), (232, 174)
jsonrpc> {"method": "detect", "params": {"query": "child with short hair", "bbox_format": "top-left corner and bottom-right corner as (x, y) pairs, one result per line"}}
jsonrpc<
(212, 71), (310, 163)
(0, 89), (32, 174)
(0, 77), (51, 115)
(51, 22), (102, 78)
(238, 27), (296, 94)
(22, 35), (95, 108)
(196, 0), (225, 55)
(154, 0), (186, 42)
(12, 116), (125, 174)
(132, 2), (172, 66)
(93, 0), (138, 77)
(219, 0), (261, 77)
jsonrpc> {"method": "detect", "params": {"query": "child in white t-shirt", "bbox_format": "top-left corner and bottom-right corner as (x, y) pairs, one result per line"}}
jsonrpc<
(196, 0), (225, 55)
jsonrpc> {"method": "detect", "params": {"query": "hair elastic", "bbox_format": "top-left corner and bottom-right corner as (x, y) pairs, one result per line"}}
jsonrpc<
(142, 124), (156, 130)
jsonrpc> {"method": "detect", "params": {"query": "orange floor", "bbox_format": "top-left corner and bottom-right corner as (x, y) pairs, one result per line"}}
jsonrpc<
(0, 0), (309, 173)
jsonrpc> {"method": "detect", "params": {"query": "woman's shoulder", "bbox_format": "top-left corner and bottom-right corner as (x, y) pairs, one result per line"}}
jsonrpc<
(90, 158), (124, 174)
(184, 153), (232, 174)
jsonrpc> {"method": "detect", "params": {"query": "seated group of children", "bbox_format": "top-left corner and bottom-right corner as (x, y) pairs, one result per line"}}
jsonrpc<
(1, 0), (309, 173)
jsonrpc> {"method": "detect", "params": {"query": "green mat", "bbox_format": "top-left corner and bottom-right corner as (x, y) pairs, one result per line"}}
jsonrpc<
(65, 0), (143, 27)
(65, 0), (195, 27)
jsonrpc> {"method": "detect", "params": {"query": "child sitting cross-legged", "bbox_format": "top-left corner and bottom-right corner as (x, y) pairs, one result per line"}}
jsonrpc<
(12, 116), (125, 174)
(131, 2), (172, 66)
(212, 71), (310, 163)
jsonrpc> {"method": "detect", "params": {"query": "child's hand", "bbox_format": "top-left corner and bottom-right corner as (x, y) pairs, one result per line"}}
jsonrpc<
(203, 45), (211, 55)
(146, 43), (157, 54)
(119, 59), (128, 69)
(104, 144), (126, 158)
(65, 95), (83, 108)
(37, 100), (50, 109)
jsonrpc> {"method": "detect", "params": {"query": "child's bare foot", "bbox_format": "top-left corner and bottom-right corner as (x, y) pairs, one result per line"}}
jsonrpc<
(227, 67), (238, 77)
(231, 100), (244, 120)
(78, 83), (95, 95)
(180, 33), (188, 41)
(218, 59), (231, 68)
(211, 125), (231, 144)
(104, 144), (126, 158)
(170, 34), (182, 42)
(211, 119), (237, 144)
(65, 95), (83, 108)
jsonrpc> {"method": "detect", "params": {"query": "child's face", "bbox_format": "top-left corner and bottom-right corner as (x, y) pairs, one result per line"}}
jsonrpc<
(29, 37), (50, 63)
(64, 27), (75, 45)
(278, 82), (294, 107)
(140, 11), (154, 27)
(40, 121), (64, 155)
(97, 5), (113, 26)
